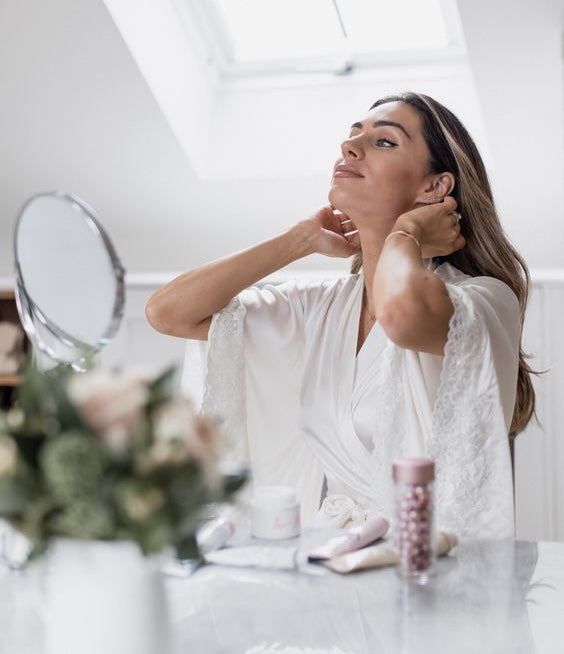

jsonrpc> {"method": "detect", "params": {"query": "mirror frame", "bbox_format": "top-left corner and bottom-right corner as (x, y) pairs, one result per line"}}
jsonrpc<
(13, 191), (126, 366)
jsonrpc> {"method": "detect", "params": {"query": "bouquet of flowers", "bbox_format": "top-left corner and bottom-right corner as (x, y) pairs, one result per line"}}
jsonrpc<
(0, 362), (245, 560)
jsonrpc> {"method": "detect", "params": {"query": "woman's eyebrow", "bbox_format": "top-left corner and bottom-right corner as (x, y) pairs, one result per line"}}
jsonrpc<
(350, 120), (412, 140)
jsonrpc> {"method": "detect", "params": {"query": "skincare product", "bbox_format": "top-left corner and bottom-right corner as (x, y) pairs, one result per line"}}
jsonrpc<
(205, 545), (298, 570)
(308, 515), (389, 561)
(250, 486), (300, 540)
(393, 458), (435, 579)
(324, 531), (457, 574)
(196, 515), (236, 554)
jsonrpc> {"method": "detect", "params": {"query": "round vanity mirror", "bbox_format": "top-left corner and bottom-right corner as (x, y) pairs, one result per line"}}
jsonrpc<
(14, 192), (125, 370)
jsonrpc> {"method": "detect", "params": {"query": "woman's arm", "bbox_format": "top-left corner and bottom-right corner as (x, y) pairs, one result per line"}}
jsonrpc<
(373, 198), (465, 355)
(146, 207), (359, 340)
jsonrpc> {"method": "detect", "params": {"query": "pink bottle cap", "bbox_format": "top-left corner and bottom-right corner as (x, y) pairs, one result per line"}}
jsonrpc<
(392, 458), (435, 484)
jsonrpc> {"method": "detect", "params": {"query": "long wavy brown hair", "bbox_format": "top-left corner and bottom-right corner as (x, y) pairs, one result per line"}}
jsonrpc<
(351, 92), (535, 437)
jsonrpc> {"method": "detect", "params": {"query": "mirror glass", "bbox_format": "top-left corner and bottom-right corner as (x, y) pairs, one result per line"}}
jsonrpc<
(14, 192), (125, 370)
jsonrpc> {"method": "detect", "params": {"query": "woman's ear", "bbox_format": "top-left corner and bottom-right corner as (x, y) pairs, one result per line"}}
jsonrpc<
(415, 172), (456, 204)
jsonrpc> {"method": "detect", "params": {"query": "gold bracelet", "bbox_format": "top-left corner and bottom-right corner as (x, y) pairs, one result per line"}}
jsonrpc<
(384, 230), (421, 249)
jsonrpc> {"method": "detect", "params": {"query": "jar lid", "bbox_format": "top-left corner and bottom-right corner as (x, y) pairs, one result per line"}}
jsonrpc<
(252, 485), (297, 509)
(392, 458), (435, 484)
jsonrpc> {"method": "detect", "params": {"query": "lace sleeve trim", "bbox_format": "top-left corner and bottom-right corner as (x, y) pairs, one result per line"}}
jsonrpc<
(429, 283), (514, 538)
(367, 281), (514, 538)
(201, 297), (249, 462)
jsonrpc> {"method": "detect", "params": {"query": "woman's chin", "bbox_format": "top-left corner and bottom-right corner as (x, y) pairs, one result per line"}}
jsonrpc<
(328, 188), (353, 215)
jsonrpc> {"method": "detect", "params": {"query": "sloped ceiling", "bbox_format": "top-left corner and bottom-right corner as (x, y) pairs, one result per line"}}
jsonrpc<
(0, 0), (562, 277)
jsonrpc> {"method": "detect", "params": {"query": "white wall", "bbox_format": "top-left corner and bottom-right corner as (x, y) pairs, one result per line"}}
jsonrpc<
(0, 0), (329, 276)
(0, 0), (194, 274)
(458, 0), (564, 272)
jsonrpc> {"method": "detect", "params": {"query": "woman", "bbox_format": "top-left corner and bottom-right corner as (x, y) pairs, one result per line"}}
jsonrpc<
(146, 92), (535, 538)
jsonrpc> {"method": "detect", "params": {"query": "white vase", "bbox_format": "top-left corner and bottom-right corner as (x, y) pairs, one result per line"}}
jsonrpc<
(42, 539), (170, 654)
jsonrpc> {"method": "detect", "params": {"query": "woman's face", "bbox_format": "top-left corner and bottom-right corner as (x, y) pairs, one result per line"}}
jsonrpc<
(328, 101), (435, 230)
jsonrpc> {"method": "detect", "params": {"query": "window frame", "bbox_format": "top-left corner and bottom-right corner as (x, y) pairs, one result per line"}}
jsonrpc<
(178, 0), (466, 79)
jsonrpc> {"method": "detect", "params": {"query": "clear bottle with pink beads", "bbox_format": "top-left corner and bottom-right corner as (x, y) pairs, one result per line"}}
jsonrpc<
(392, 458), (435, 581)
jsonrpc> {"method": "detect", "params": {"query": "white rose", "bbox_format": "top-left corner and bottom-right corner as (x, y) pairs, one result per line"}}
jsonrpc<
(68, 370), (149, 453)
(153, 399), (217, 464)
(151, 400), (220, 488)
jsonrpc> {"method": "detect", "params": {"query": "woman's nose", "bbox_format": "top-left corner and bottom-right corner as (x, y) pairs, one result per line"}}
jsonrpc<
(340, 136), (362, 160)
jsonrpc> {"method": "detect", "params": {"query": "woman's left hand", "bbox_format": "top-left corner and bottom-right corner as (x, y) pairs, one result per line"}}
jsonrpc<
(393, 197), (465, 258)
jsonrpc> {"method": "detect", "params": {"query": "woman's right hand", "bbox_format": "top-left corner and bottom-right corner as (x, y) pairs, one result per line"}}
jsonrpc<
(297, 206), (361, 258)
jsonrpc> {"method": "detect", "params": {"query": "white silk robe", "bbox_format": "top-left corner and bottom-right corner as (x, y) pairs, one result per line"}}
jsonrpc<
(202, 263), (520, 538)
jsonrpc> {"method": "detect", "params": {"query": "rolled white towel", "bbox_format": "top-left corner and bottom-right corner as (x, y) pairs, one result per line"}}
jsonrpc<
(313, 494), (370, 528)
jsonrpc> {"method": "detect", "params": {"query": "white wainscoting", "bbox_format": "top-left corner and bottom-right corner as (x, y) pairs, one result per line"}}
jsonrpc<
(514, 272), (564, 542)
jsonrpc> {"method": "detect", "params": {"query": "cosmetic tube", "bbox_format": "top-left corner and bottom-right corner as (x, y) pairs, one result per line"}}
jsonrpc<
(324, 531), (458, 574)
(308, 515), (389, 561)
(196, 516), (236, 555)
(205, 545), (298, 570)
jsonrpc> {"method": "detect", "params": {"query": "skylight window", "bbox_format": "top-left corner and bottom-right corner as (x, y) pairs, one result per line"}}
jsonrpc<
(184, 0), (461, 76)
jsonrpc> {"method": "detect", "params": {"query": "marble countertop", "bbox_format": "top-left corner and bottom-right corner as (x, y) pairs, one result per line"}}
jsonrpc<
(166, 535), (563, 654)
(1, 532), (563, 653)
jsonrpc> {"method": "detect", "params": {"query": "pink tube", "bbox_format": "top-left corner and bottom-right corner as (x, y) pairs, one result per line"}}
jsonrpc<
(308, 516), (389, 561)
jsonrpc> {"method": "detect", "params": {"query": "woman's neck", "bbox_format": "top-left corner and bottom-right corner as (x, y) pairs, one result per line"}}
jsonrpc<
(358, 230), (386, 318)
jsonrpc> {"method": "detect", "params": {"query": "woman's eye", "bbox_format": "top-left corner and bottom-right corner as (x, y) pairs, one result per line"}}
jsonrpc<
(375, 138), (397, 148)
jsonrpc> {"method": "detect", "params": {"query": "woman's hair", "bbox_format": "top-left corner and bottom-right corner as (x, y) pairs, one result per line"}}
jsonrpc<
(351, 91), (535, 437)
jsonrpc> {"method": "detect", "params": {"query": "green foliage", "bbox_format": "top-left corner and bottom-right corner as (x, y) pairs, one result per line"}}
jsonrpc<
(41, 432), (106, 502)
(0, 361), (247, 561)
(50, 500), (115, 540)
(146, 366), (177, 410)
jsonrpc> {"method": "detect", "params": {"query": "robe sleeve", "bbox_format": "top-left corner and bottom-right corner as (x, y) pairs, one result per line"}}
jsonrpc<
(429, 273), (521, 538)
(202, 279), (339, 524)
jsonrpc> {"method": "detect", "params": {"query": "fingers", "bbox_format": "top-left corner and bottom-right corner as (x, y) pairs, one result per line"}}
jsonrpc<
(332, 208), (358, 240)
(324, 230), (360, 257)
(441, 196), (457, 212)
(344, 230), (361, 250)
(453, 234), (466, 252)
(340, 218), (358, 235)
(313, 206), (361, 257)
(336, 213), (360, 251)
(316, 206), (344, 231)
(438, 196), (459, 225)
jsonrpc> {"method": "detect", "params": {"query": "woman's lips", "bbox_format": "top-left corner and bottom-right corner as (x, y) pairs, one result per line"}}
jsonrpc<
(334, 165), (363, 178)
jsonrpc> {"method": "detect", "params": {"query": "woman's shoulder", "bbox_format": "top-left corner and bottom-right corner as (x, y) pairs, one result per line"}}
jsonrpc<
(434, 262), (516, 293)
(238, 271), (360, 314)
(433, 262), (519, 314)
(259, 271), (359, 298)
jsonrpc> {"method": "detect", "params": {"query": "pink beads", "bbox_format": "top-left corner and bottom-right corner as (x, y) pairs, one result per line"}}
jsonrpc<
(397, 483), (432, 573)
(392, 458), (435, 578)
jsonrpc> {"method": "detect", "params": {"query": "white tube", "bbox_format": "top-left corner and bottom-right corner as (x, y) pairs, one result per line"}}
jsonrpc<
(308, 516), (390, 561)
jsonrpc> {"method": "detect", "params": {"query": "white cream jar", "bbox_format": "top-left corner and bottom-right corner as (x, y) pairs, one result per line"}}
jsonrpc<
(250, 486), (300, 540)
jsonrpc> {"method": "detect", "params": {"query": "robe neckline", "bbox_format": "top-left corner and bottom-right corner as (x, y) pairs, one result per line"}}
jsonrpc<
(333, 272), (386, 471)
